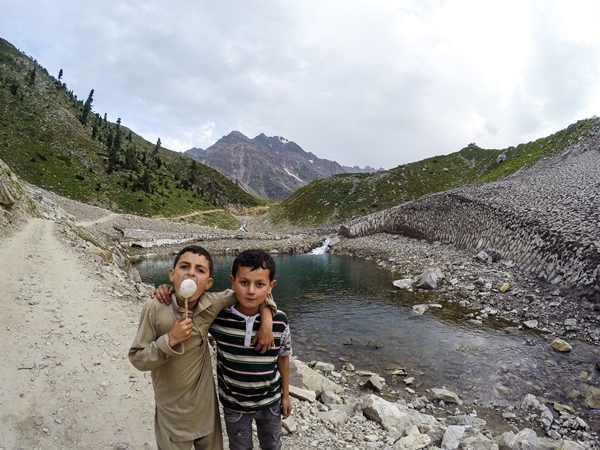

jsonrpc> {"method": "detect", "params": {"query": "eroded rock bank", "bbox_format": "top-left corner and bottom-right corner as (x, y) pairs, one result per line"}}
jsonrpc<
(339, 134), (600, 304)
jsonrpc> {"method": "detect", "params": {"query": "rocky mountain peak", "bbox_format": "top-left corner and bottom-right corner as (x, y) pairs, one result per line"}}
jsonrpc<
(218, 131), (250, 145)
(185, 132), (376, 200)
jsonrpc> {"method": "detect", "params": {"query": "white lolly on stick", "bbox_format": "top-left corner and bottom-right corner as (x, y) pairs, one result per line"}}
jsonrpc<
(179, 279), (197, 318)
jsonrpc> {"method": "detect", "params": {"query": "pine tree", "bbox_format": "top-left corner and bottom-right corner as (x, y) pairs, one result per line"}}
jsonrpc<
(124, 146), (136, 171)
(140, 169), (151, 193)
(81, 89), (94, 125)
(28, 68), (36, 86)
(113, 123), (122, 154)
(106, 130), (119, 174)
(189, 160), (198, 187)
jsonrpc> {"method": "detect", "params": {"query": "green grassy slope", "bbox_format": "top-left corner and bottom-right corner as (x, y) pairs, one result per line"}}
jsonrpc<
(0, 38), (263, 227)
(268, 117), (598, 226)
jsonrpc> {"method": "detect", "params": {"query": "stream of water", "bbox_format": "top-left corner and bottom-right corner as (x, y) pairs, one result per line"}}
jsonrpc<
(134, 252), (600, 429)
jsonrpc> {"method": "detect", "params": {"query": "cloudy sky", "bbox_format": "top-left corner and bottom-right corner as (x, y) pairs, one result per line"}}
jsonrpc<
(3, 1), (600, 169)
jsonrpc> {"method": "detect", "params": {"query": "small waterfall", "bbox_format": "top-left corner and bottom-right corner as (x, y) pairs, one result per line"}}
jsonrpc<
(309, 237), (331, 254)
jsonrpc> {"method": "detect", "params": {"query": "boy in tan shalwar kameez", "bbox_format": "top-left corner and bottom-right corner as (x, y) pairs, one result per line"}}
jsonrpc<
(129, 245), (276, 450)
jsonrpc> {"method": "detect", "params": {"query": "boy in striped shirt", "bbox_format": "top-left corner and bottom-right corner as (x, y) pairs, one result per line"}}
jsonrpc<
(210, 249), (292, 450)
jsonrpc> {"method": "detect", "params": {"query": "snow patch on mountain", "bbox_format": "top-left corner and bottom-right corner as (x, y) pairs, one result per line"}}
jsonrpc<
(283, 166), (303, 183)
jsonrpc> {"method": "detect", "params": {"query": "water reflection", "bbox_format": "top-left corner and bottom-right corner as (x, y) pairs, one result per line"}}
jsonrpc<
(134, 253), (600, 428)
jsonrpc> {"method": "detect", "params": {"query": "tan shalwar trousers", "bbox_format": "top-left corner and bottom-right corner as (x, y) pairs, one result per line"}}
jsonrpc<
(154, 413), (224, 450)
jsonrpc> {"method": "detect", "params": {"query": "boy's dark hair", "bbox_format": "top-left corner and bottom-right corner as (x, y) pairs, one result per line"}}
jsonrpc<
(232, 249), (276, 281)
(173, 245), (213, 275)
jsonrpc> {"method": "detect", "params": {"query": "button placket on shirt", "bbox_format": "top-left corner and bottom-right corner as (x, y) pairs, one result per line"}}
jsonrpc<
(244, 315), (257, 347)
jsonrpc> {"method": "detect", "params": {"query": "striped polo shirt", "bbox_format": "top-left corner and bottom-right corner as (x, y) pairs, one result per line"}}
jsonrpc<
(210, 306), (291, 412)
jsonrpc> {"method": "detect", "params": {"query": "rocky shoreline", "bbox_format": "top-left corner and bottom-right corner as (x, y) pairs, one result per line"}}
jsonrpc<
(328, 234), (600, 346)
(33, 189), (599, 449)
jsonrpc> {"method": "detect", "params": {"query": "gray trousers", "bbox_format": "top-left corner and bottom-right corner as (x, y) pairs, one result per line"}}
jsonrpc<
(223, 402), (282, 450)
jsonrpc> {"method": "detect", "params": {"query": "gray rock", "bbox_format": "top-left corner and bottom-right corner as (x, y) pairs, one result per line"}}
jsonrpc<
(583, 385), (600, 409)
(320, 390), (343, 405)
(289, 385), (316, 402)
(393, 279), (414, 290)
(412, 304), (429, 315)
(430, 388), (463, 405)
(393, 433), (431, 449)
(282, 416), (297, 433)
(441, 425), (464, 449)
(361, 394), (438, 434)
(550, 338), (572, 352)
(362, 374), (385, 392)
(445, 414), (487, 428)
(415, 267), (444, 290)
(318, 409), (348, 424)
(314, 361), (335, 373)
(290, 359), (343, 395)
(515, 428), (539, 449)
(476, 251), (492, 264)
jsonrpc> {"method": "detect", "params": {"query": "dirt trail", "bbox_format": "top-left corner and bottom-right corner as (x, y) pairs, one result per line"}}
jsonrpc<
(76, 212), (121, 227)
(0, 219), (156, 449)
(157, 209), (224, 220)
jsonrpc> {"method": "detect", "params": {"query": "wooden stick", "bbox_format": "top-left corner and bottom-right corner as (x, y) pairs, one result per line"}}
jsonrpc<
(185, 297), (188, 318)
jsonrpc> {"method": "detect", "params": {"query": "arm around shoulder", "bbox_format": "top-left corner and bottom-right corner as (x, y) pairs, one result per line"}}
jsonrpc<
(260, 293), (277, 316)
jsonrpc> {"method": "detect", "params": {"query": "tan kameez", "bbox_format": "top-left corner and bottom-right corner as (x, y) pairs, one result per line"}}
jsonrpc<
(129, 290), (275, 449)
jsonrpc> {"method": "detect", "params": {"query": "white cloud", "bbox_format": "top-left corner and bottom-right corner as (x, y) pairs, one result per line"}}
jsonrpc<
(2, 0), (600, 169)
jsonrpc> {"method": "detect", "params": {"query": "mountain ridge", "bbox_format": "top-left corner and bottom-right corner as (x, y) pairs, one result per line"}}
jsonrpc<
(185, 131), (380, 200)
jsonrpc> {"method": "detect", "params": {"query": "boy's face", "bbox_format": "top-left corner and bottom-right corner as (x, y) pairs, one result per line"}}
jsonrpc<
(230, 266), (276, 316)
(168, 252), (213, 306)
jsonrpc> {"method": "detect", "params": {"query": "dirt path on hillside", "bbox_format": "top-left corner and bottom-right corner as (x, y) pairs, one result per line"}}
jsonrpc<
(157, 209), (224, 220)
(76, 212), (121, 227)
(0, 219), (156, 449)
